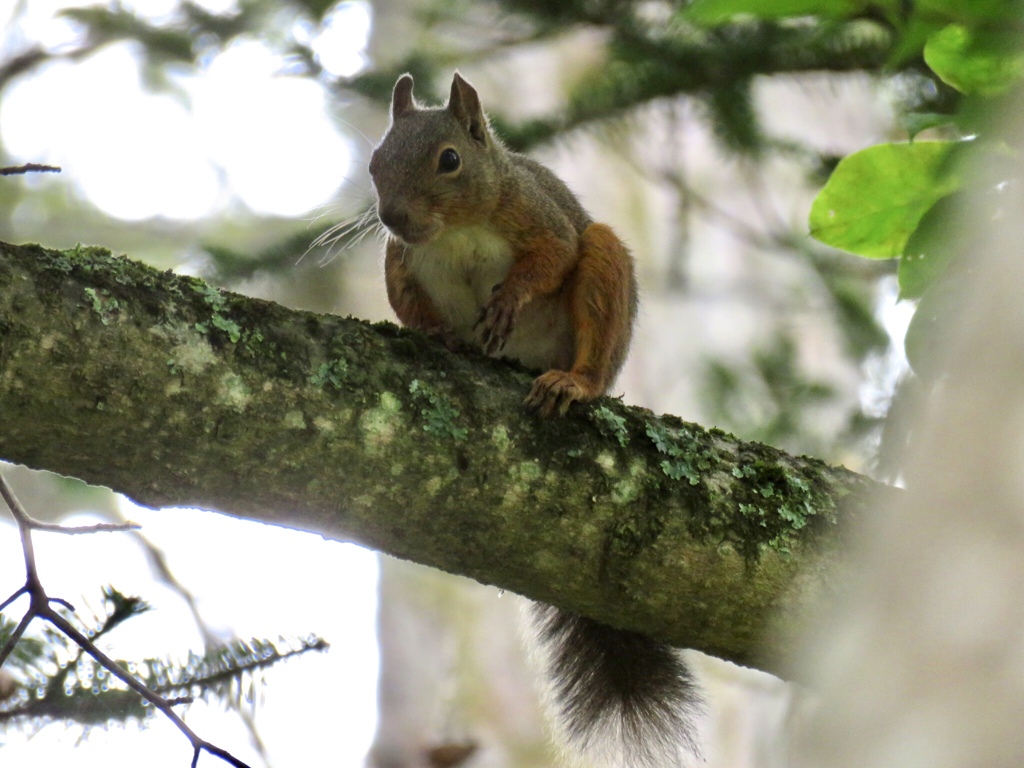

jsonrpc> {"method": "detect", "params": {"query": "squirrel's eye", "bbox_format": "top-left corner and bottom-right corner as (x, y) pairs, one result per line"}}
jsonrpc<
(437, 148), (460, 173)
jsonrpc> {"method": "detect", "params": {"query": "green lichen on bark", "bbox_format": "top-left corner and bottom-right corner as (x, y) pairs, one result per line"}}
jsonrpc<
(0, 240), (891, 677)
(409, 378), (469, 441)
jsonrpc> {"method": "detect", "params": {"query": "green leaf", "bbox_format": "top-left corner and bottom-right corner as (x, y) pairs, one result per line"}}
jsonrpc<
(924, 24), (1024, 96)
(901, 112), (956, 140)
(897, 192), (963, 299)
(687, 0), (865, 24)
(898, 251), (947, 302)
(915, 0), (1024, 26)
(903, 276), (958, 380)
(809, 141), (961, 259)
(886, 15), (944, 68)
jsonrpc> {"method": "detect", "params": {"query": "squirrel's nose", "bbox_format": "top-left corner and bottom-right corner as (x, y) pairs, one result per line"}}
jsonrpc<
(378, 204), (410, 234)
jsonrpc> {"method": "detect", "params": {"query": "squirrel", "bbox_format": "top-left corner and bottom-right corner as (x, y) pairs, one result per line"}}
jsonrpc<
(369, 72), (703, 765)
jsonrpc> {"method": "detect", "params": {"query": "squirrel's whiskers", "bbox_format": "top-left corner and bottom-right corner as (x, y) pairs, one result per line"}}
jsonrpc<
(302, 204), (382, 265)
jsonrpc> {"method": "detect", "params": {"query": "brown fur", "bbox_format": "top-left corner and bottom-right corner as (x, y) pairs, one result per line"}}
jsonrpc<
(370, 72), (637, 417)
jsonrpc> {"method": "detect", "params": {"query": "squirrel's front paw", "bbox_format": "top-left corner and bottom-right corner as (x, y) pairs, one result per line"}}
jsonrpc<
(475, 284), (522, 355)
(525, 370), (600, 417)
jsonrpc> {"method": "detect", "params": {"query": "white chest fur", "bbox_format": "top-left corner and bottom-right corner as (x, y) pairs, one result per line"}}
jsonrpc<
(406, 224), (514, 332)
(405, 224), (573, 372)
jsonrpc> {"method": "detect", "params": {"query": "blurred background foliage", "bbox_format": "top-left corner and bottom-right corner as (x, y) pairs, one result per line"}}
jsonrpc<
(3, 0), (1018, 766)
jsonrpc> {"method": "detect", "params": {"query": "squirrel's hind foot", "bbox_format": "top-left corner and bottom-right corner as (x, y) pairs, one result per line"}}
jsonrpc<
(525, 370), (602, 417)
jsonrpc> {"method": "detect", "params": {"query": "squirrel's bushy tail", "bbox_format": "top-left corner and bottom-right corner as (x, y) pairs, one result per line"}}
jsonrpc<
(531, 604), (703, 768)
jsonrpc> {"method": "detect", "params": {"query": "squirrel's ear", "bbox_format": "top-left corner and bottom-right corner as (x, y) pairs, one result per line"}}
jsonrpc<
(447, 72), (489, 147)
(391, 74), (416, 120)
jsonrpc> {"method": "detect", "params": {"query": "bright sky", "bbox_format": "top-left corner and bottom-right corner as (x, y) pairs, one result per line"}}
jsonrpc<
(0, 2), (381, 766)
(0, 503), (380, 767)
(0, 0), (370, 220)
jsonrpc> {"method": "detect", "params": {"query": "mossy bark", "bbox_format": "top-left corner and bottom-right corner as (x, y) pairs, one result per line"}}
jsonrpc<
(0, 241), (892, 678)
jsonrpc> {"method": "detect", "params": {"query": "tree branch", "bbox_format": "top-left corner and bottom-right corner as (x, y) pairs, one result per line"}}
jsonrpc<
(0, 164), (62, 176)
(0, 473), (253, 768)
(352, 13), (904, 151)
(0, 241), (890, 679)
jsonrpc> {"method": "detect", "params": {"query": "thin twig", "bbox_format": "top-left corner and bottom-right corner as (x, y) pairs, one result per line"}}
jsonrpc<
(0, 472), (253, 768)
(0, 163), (61, 176)
(0, 610), (32, 669)
(41, 606), (253, 768)
(31, 520), (141, 534)
(0, 586), (26, 614)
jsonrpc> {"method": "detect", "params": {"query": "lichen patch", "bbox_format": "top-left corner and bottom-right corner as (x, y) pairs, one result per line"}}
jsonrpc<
(491, 424), (511, 453)
(153, 322), (218, 375)
(216, 372), (251, 411)
(360, 391), (404, 453)
(595, 451), (617, 474)
(283, 410), (306, 429)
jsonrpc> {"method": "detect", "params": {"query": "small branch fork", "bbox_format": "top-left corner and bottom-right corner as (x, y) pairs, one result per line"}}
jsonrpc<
(0, 473), (253, 768)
